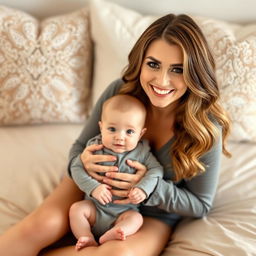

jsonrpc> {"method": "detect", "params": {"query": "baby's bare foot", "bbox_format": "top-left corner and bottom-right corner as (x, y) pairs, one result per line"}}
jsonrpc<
(75, 236), (98, 250)
(99, 227), (126, 244)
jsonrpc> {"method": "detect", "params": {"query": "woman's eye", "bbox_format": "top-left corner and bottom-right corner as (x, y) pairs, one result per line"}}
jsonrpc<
(126, 129), (135, 135)
(108, 127), (116, 132)
(146, 61), (159, 69)
(171, 67), (183, 74)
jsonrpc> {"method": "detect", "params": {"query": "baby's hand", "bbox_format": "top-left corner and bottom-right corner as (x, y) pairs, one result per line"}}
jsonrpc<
(91, 184), (112, 205)
(128, 187), (146, 204)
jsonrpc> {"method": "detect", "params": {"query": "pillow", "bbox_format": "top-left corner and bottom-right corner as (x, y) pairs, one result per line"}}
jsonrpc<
(89, 0), (256, 142)
(196, 17), (256, 142)
(0, 6), (92, 125)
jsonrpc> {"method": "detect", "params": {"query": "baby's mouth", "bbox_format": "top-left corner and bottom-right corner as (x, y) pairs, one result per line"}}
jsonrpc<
(113, 144), (124, 147)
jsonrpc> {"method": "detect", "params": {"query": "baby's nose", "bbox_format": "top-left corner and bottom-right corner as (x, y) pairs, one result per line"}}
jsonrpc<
(115, 132), (125, 140)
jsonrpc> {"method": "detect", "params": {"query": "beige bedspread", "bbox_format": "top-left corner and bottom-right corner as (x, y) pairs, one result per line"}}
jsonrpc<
(0, 125), (255, 255)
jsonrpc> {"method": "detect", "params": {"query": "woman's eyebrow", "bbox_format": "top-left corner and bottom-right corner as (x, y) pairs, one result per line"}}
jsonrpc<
(146, 56), (183, 67)
(172, 63), (183, 67)
(146, 56), (161, 63)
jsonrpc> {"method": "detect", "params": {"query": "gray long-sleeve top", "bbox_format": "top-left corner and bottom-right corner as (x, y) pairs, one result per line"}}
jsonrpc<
(68, 79), (222, 222)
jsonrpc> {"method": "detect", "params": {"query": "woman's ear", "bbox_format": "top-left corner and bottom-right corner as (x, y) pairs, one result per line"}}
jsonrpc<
(139, 128), (147, 139)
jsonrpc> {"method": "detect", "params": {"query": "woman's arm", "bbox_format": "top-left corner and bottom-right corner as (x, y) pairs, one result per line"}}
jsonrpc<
(134, 141), (164, 198)
(143, 133), (223, 218)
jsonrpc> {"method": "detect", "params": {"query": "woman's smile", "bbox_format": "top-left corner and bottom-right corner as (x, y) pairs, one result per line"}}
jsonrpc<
(150, 84), (175, 96)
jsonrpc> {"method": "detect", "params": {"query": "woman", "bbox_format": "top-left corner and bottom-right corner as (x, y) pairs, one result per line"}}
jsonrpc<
(0, 14), (230, 256)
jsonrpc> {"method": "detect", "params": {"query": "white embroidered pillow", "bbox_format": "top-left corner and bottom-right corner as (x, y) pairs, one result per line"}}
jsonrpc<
(90, 0), (256, 142)
(196, 17), (256, 142)
(0, 6), (92, 124)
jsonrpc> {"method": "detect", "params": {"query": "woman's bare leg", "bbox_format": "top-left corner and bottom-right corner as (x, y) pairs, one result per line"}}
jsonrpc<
(0, 176), (83, 256)
(41, 217), (171, 256)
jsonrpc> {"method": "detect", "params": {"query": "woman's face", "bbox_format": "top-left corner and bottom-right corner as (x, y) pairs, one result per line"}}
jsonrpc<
(140, 39), (187, 109)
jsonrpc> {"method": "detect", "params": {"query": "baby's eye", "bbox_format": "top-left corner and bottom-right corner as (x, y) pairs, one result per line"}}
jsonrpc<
(171, 67), (183, 74)
(108, 127), (116, 132)
(126, 129), (135, 135)
(146, 61), (159, 69)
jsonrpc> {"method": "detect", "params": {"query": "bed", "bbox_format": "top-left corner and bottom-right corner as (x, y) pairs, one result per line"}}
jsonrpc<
(0, 0), (255, 255)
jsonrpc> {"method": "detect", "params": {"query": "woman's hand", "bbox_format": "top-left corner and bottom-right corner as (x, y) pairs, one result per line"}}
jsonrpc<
(80, 144), (118, 181)
(103, 159), (147, 204)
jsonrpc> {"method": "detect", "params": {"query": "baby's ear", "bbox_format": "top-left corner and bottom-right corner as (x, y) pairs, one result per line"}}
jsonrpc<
(140, 128), (147, 139)
(98, 121), (102, 131)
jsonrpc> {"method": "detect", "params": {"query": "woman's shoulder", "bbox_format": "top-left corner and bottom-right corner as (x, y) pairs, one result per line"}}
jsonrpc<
(209, 114), (222, 129)
(96, 78), (125, 104)
(105, 78), (124, 94)
(87, 134), (102, 146)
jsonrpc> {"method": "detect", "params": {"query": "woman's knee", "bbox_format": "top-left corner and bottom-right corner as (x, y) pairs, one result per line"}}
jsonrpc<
(21, 206), (69, 240)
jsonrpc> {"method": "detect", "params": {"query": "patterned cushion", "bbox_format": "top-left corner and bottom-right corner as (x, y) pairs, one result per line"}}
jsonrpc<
(90, 0), (256, 142)
(196, 17), (256, 141)
(0, 6), (92, 124)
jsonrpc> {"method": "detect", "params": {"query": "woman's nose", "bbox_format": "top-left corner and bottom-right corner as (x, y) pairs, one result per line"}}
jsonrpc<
(156, 70), (170, 87)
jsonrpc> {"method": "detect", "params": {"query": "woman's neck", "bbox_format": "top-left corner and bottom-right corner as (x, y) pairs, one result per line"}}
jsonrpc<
(144, 104), (176, 150)
(148, 102), (176, 120)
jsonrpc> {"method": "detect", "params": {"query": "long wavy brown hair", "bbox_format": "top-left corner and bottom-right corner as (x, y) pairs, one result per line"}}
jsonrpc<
(119, 14), (231, 182)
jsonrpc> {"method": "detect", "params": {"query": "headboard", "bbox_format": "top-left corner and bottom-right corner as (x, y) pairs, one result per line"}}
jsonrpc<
(0, 0), (255, 23)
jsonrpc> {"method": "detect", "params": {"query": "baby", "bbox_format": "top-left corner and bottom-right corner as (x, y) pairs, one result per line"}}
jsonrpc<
(69, 94), (163, 250)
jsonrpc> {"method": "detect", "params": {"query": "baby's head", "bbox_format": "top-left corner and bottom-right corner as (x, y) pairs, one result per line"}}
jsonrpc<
(99, 94), (147, 153)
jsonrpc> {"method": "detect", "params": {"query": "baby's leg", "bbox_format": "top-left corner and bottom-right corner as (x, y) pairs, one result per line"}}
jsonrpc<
(99, 210), (143, 244)
(69, 200), (98, 250)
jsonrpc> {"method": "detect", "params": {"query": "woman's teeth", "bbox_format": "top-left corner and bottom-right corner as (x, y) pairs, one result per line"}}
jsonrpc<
(152, 86), (173, 95)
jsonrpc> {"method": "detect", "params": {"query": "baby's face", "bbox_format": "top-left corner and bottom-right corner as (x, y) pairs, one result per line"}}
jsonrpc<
(99, 109), (146, 153)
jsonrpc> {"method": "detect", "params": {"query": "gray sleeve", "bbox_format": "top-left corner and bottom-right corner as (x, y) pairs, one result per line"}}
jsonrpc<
(143, 133), (222, 217)
(135, 141), (164, 198)
(70, 137), (102, 195)
(67, 79), (124, 176)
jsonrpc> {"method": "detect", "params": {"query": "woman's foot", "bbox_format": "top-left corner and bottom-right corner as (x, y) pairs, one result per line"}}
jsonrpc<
(99, 227), (126, 244)
(75, 236), (98, 250)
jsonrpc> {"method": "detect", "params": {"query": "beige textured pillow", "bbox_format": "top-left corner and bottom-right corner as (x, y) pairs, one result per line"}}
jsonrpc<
(90, 0), (256, 142)
(196, 17), (256, 142)
(0, 6), (92, 125)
